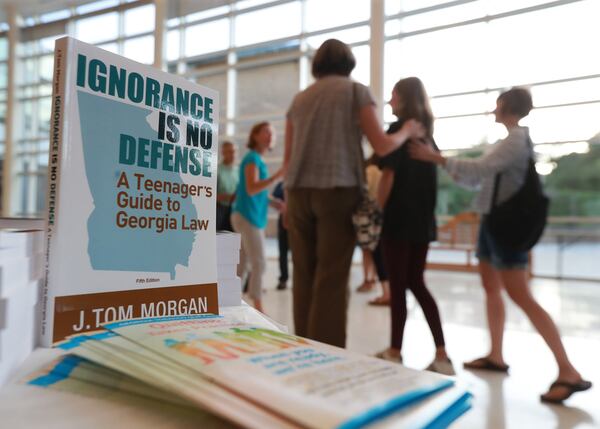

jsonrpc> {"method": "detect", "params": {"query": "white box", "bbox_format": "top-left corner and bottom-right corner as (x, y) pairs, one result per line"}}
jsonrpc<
(0, 254), (44, 299)
(217, 277), (242, 308)
(0, 281), (38, 386)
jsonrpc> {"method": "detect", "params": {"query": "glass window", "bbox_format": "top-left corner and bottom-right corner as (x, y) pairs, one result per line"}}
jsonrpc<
(306, 26), (370, 50)
(396, 0), (458, 13)
(0, 37), (8, 60)
(0, 63), (6, 88)
(236, 61), (299, 118)
(38, 97), (52, 136)
(123, 36), (154, 64)
(385, 0), (401, 16)
(36, 172), (48, 213)
(98, 43), (119, 54)
(430, 92), (498, 119)
(485, 0), (561, 15)
(185, 19), (229, 56)
(236, 0), (275, 10)
(76, 0), (119, 15)
(39, 9), (70, 23)
(306, 0), (370, 32)
(0, 102), (5, 140)
(433, 115), (495, 150)
(531, 78), (600, 107)
(75, 12), (119, 44)
(384, 24), (489, 97)
(534, 142), (590, 159)
(19, 100), (36, 140)
(351, 45), (370, 86)
(526, 104), (600, 144)
(22, 58), (38, 85)
(40, 55), (54, 83)
(124, 4), (155, 36)
(486, 2), (600, 87)
(40, 36), (61, 54)
(196, 73), (227, 120)
(235, 2), (302, 47)
(399, 3), (485, 33)
(39, 84), (52, 97)
(167, 30), (180, 61)
(185, 5), (230, 22)
(20, 41), (38, 57)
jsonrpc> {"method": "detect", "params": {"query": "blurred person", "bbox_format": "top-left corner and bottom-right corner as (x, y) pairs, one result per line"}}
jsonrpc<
(358, 154), (391, 306)
(272, 181), (289, 290)
(216, 141), (238, 231)
(283, 39), (424, 347)
(232, 122), (284, 313)
(410, 87), (591, 401)
(375, 77), (454, 375)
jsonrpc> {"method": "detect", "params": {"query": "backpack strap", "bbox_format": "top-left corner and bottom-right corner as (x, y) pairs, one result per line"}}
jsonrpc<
(491, 173), (501, 209)
(491, 129), (535, 209)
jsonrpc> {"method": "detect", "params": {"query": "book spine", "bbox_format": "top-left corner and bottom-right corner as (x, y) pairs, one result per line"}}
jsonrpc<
(40, 37), (70, 346)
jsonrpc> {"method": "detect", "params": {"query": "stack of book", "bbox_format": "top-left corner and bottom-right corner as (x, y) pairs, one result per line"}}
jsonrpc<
(0, 227), (44, 386)
(216, 232), (242, 307)
(27, 311), (471, 429)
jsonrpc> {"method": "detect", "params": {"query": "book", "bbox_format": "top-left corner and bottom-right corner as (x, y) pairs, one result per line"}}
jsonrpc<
(0, 227), (44, 387)
(26, 310), (471, 428)
(41, 37), (220, 345)
(30, 353), (471, 429)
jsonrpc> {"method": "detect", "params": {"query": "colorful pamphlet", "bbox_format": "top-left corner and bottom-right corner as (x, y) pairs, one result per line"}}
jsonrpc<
(28, 308), (471, 428)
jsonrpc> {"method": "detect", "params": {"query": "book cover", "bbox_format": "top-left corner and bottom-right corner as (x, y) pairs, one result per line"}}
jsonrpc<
(104, 314), (456, 429)
(41, 37), (219, 345)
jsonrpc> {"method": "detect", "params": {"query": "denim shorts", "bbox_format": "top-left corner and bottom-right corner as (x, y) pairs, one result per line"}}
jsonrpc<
(476, 217), (529, 270)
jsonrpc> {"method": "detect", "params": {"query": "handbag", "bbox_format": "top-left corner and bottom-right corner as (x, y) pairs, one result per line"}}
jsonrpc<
(350, 84), (383, 251)
(487, 137), (549, 252)
(352, 186), (383, 251)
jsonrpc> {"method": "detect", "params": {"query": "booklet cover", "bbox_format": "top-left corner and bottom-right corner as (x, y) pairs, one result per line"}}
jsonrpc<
(104, 314), (456, 429)
(41, 37), (219, 345)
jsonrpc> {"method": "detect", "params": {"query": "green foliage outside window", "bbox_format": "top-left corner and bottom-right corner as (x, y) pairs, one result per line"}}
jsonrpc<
(435, 141), (600, 217)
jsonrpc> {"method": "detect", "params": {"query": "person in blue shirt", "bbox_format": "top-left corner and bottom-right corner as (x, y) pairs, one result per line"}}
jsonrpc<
(231, 122), (283, 312)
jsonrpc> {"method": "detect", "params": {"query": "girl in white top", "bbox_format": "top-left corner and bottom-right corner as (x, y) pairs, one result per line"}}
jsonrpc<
(411, 87), (591, 404)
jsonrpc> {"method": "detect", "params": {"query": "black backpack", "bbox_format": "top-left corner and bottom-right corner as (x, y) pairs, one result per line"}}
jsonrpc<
(487, 139), (550, 252)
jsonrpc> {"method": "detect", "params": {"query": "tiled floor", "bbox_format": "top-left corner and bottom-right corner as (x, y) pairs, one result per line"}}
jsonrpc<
(259, 257), (600, 429)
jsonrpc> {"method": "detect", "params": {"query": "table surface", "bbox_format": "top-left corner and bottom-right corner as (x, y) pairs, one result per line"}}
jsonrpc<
(0, 306), (469, 429)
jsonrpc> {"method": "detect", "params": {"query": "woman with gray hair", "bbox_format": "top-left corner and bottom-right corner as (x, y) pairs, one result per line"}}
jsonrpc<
(283, 39), (423, 348)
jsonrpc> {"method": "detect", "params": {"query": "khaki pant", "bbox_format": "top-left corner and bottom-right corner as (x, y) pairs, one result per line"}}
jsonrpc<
(287, 187), (360, 348)
(231, 212), (266, 301)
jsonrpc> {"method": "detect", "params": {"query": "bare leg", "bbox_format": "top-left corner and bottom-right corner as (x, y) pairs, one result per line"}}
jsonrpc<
(478, 261), (507, 366)
(379, 280), (390, 301)
(501, 269), (585, 400)
(358, 249), (375, 291)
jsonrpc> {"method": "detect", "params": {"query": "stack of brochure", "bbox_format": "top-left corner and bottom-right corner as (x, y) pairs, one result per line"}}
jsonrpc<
(216, 232), (242, 307)
(28, 311), (471, 428)
(0, 227), (44, 386)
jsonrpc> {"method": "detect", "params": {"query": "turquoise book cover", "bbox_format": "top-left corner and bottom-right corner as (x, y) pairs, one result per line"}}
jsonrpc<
(41, 37), (219, 345)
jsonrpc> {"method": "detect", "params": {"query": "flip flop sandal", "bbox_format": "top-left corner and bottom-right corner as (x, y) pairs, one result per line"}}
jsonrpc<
(368, 297), (390, 306)
(540, 380), (592, 404)
(463, 357), (509, 373)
